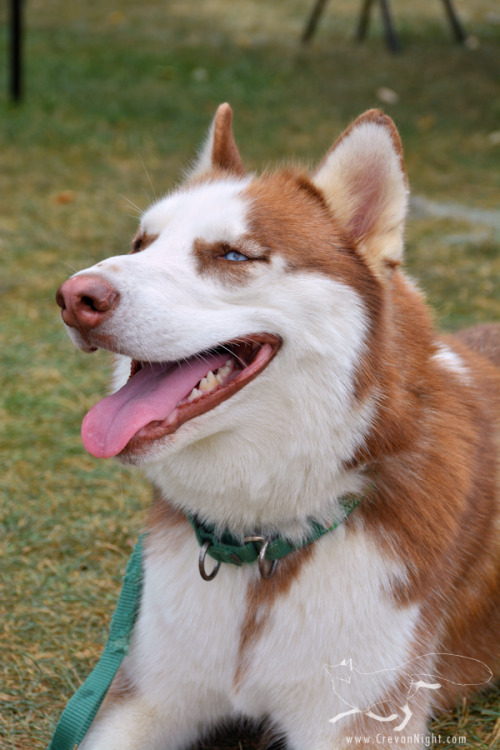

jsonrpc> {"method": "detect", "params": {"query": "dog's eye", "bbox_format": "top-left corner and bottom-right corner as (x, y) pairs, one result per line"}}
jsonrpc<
(131, 232), (158, 254)
(223, 250), (249, 262)
(131, 236), (143, 254)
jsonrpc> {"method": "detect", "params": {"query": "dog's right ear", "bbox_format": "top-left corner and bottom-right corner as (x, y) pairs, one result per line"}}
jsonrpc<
(189, 103), (246, 179)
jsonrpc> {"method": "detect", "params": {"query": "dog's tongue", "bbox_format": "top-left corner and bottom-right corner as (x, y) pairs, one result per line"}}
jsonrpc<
(81, 352), (229, 459)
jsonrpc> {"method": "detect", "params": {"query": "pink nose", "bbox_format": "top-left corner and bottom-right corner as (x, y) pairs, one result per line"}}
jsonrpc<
(56, 275), (119, 331)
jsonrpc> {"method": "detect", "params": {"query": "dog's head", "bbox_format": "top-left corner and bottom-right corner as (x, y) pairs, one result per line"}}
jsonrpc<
(56, 105), (408, 527)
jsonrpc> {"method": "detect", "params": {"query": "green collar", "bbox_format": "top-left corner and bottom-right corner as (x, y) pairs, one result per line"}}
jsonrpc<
(188, 493), (363, 580)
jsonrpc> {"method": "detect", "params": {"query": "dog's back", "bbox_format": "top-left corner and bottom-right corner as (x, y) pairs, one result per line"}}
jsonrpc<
(455, 322), (500, 367)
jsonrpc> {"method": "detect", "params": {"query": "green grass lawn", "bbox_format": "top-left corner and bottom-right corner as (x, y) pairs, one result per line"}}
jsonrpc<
(0, 0), (499, 747)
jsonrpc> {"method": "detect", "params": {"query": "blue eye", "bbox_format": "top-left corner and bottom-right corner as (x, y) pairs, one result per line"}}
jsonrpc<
(223, 250), (249, 262)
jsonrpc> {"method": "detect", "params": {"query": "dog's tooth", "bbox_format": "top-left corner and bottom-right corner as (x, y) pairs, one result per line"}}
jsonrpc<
(216, 363), (230, 384)
(199, 372), (217, 392)
(199, 363), (233, 392)
(187, 387), (202, 402)
(219, 360), (234, 377)
(206, 371), (218, 389)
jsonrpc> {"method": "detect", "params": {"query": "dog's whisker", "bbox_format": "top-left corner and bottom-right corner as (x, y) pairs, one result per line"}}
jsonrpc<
(120, 194), (143, 216)
(138, 154), (157, 203)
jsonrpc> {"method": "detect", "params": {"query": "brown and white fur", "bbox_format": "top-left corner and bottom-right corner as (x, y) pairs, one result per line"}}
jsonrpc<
(56, 105), (500, 749)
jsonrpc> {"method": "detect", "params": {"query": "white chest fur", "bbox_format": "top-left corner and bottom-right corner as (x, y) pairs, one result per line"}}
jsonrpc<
(101, 522), (421, 750)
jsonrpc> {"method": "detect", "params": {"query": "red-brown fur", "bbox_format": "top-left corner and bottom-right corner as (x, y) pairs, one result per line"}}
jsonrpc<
(210, 103), (246, 177)
(198, 106), (500, 699)
(233, 546), (314, 691)
(228, 126), (500, 699)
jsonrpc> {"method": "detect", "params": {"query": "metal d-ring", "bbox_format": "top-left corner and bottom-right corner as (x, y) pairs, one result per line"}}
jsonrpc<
(244, 535), (278, 580)
(199, 541), (221, 581)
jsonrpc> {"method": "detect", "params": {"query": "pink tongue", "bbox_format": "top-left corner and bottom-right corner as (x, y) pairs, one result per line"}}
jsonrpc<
(81, 351), (230, 459)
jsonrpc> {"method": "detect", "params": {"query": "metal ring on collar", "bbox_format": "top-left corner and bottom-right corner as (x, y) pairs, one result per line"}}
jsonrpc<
(198, 541), (221, 581)
(244, 535), (278, 579)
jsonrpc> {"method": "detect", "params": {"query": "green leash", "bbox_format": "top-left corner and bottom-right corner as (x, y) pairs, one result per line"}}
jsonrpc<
(47, 495), (362, 748)
(47, 534), (145, 750)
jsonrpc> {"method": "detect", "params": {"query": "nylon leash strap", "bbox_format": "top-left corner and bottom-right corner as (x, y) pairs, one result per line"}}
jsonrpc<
(47, 534), (145, 750)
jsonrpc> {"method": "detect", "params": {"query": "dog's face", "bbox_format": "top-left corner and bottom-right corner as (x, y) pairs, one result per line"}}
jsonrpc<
(57, 105), (408, 527)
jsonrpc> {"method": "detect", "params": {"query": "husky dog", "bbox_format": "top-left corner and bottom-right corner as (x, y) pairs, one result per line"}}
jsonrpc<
(56, 105), (500, 749)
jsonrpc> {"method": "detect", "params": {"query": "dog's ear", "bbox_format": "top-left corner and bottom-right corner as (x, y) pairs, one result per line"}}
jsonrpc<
(189, 103), (245, 178)
(311, 110), (408, 274)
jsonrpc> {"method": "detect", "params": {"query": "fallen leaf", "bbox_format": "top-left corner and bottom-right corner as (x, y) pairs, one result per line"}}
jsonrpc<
(465, 35), (480, 49)
(376, 86), (399, 105)
(52, 190), (76, 205)
(416, 115), (435, 132)
(109, 11), (125, 25)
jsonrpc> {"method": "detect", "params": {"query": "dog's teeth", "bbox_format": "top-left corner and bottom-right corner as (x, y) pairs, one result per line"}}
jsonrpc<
(215, 362), (231, 384)
(199, 371), (218, 392)
(189, 360), (234, 401)
(207, 370), (218, 388)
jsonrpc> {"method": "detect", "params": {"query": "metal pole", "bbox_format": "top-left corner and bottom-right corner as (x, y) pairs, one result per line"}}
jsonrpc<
(356, 0), (375, 41)
(379, 0), (400, 52)
(441, 0), (467, 43)
(301, 0), (330, 45)
(10, 0), (23, 101)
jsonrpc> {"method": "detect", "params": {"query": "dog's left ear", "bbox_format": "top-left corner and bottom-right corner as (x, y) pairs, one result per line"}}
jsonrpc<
(189, 103), (246, 178)
(312, 110), (408, 274)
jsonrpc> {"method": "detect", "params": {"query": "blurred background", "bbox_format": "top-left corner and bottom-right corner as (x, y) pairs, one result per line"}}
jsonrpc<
(1, 1), (499, 747)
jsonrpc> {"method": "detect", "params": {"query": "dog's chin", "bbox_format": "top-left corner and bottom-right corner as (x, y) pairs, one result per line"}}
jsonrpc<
(113, 410), (219, 466)
(113, 434), (176, 466)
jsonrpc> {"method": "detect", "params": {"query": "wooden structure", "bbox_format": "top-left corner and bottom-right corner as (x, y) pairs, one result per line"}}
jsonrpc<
(9, 0), (23, 101)
(302, 0), (468, 52)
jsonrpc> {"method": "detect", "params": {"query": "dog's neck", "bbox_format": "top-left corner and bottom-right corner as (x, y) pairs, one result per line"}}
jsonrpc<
(146, 454), (369, 541)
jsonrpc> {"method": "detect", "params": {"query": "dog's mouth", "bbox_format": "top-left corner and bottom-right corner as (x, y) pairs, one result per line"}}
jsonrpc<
(81, 334), (281, 458)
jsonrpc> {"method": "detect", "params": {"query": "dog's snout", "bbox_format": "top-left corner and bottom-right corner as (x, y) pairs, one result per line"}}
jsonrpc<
(56, 275), (119, 331)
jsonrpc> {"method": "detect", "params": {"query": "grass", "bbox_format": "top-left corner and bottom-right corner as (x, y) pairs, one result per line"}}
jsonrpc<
(0, 0), (499, 747)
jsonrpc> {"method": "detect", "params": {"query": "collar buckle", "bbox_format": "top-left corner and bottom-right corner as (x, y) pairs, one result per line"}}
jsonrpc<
(198, 535), (279, 581)
(198, 541), (221, 581)
(243, 535), (278, 579)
